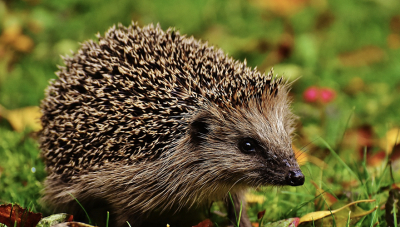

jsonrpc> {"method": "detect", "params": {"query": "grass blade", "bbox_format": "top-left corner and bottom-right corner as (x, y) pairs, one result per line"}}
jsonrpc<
(68, 192), (92, 224)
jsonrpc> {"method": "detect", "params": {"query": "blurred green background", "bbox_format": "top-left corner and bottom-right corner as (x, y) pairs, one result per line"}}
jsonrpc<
(1, 0), (400, 224)
(2, 0), (400, 135)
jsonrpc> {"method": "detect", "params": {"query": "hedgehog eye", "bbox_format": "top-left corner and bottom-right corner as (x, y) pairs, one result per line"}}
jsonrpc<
(239, 138), (257, 154)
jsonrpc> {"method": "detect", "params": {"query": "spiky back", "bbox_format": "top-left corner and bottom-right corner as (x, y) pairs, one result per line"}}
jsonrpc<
(40, 22), (284, 179)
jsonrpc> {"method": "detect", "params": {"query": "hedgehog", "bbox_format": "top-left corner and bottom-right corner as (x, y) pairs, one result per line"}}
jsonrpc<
(40, 22), (305, 227)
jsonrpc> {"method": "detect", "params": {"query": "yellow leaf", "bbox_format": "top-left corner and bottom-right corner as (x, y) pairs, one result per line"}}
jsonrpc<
(299, 199), (375, 223)
(380, 128), (400, 155)
(350, 206), (377, 219)
(0, 105), (42, 132)
(245, 193), (265, 204)
(0, 25), (22, 44)
(293, 145), (327, 168)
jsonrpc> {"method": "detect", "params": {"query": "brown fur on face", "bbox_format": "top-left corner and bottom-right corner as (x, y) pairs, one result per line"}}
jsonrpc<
(40, 22), (303, 227)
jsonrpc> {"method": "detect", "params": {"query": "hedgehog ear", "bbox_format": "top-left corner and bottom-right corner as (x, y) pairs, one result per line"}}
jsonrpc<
(189, 118), (209, 142)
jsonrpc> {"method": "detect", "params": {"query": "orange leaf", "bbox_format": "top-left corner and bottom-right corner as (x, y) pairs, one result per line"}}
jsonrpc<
(13, 34), (34, 52)
(0, 204), (42, 227)
(367, 151), (386, 167)
(192, 219), (214, 227)
(250, 0), (308, 17)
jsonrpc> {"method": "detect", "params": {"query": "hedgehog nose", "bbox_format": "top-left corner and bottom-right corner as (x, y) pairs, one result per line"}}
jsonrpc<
(285, 169), (305, 186)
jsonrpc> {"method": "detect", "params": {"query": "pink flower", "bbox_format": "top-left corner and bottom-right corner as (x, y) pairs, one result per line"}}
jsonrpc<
(303, 86), (319, 103)
(320, 88), (336, 103)
(303, 86), (336, 104)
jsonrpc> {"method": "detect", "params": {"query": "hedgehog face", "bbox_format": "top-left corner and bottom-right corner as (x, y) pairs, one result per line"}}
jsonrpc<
(187, 96), (304, 188)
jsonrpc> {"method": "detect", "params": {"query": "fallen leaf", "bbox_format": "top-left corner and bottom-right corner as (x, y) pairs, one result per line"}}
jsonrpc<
(264, 217), (300, 227)
(257, 210), (266, 219)
(50, 222), (98, 227)
(299, 199), (376, 224)
(0, 204), (42, 227)
(0, 105), (42, 132)
(192, 219), (213, 227)
(246, 193), (265, 204)
(380, 128), (400, 155)
(366, 151), (386, 167)
(36, 213), (74, 227)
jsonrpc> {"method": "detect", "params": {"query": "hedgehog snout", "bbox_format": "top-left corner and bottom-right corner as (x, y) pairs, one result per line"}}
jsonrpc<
(285, 168), (305, 186)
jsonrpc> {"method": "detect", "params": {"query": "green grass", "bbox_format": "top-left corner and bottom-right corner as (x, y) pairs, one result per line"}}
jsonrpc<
(0, 127), (45, 211)
(1, 0), (400, 226)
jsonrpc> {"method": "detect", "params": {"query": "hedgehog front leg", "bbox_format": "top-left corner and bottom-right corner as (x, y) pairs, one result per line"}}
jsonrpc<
(225, 191), (251, 227)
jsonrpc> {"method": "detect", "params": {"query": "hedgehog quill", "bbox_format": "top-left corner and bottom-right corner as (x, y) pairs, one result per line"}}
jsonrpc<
(40, 22), (304, 227)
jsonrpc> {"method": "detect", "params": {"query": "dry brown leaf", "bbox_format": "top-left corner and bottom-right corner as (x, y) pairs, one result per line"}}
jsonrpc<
(257, 210), (266, 219)
(0, 204), (42, 227)
(0, 105), (42, 132)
